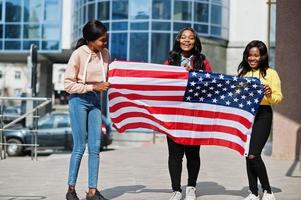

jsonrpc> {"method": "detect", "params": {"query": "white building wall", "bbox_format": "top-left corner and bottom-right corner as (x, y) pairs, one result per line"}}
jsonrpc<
(0, 63), (29, 97)
(61, 0), (73, 49)
(227, 0), (269, 75)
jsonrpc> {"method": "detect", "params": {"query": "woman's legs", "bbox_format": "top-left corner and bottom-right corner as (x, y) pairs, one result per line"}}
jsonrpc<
(185, 145), (200, 187)
(247, 106), (273, 195)
(87, 106), (102, 189)
(167, 137), (185, 192)
(67, 96), (88, 187)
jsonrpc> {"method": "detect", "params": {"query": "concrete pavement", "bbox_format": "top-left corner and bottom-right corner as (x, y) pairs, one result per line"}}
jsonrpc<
(0, 132), (300, 200)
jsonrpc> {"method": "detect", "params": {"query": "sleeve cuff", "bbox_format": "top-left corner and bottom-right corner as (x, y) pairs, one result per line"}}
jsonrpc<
(86, 84), (94, 92)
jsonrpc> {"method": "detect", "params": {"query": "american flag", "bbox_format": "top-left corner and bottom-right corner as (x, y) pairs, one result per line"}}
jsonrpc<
(108, 61), (264, 155)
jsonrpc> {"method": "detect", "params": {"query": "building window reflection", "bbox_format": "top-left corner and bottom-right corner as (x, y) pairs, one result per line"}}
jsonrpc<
(130, 0), (150, 20)
(131, 22), (149, 30)
(130, 33), (148, 62)
(15, 71), (21, 79)
(87, 3), (95, 21)
(194, 2), (209, 22)
(174, 0), (192, 21)
(211, 4), (222, 25)
(151, 33), (170, 64)
(0, 0), (61, 52)
(23, 24), (40, 39)
(73, 0), (229, 64)
(5, 25), (21, 38)
(111, 33), (127, 60)
(24, 0), (42, 23)
(112, 0), (128, 20)
(5, 0), (22, 22)
(152, 0), (171, 20)
(44, 0), (59, 22)
(97, 1), (110, 21)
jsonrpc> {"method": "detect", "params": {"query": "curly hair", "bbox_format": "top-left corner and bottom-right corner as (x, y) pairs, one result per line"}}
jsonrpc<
(167, 27), (206, 70)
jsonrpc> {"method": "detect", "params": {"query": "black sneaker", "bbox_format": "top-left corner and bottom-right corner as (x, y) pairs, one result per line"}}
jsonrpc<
(66, 190), (80, 200)
(86, 190), (108, 200)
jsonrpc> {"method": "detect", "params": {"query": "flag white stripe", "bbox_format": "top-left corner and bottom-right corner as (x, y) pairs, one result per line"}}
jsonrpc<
(109, 88), (185, 96)
(110, 106), (250, 133)
(110, 61), (187, 72)
(109, 77), (188, 86)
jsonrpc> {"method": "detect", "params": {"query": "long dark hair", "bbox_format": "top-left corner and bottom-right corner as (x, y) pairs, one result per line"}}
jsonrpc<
(167, 27), (206, 70)
(75, 20), (107, 49)
(237, 40), (269, 78)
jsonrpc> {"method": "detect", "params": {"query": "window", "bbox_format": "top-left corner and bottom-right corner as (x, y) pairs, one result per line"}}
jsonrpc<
(0, 1), (2, 21)
(152, 0), (171, 20)
(194, 24), (208, 34)
(5, 0), (22, 22)
(130, 0), (150, 20)
(24, 0), (42, 22)
(23, 24), (40, 39)
(87, 3), (95, 20)
(0, 25), (3, 38)
(55, 115), (70, 128)
(130, 33), (148, 62)
(151, 33), (170, 64)
(112, 0), (128, 20)
(42, 41), (59, 50)
(174, 0), (192, 21)
(112, 22), (128, 30)
(23, 40), (39, 50)
(211, 4), (222, 25)
(5, 41), (21, 50)
(152, 22), (170, 31)
(5, 25), (21, 38)
(15, 71), (21, 79)
(97, 1), (110, 21)
(44, 0), (59, 22)
(38, 115), (54, 129)
(42, 25), (60, 40)
(194, 2), (209, 22)
(131, 22), (149, 30)
(111, 33), (127, 60)
(173, 22), (191, 31)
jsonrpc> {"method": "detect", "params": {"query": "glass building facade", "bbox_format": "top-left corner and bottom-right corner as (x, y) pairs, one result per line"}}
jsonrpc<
(73, 0), (229, 64)
(0, 0), (62, 52)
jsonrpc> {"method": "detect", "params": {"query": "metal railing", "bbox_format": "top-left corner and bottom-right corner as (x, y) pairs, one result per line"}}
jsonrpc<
(0, 97), (52, 160)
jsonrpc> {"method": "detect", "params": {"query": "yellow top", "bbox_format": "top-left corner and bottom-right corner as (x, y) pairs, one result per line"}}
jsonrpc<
(244, 68), (283, 105)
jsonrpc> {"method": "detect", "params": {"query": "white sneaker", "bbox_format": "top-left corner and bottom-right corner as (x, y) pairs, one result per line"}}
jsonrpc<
(169, 191), (182, 200)
(262, 191), (276, 200)
(243, 193), (260, 200)
(184, 186), (196, 200)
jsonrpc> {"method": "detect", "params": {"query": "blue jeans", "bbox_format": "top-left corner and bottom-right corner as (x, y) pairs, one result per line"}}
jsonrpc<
(67, 91), (102, 188)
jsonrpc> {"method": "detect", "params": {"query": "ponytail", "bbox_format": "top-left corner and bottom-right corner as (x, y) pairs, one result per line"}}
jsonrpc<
(75, 37), (87, 49)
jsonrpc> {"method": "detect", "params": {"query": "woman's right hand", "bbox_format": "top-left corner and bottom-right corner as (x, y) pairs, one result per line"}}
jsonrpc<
(92, 82), (111, 91)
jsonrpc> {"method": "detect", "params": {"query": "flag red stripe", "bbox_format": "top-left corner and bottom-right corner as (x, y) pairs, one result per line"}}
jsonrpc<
(111, 84), (186, 91)
(109, 68), (188, 79)
(109, 92), (183, 102)
(171, 137), (245, 155)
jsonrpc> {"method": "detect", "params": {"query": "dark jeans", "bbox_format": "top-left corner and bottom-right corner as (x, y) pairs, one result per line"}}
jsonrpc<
(167, 137), (200, 192)
(247, 105), (273, 195)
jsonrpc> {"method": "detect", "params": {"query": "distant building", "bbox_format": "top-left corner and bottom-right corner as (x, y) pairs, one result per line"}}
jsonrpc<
(0, 0), (274, 104)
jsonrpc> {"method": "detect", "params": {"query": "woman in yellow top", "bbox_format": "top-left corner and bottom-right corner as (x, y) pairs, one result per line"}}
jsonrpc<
(237, 40), (283, 200)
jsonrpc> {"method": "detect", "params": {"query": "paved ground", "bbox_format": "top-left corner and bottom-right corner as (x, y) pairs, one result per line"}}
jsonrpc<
(0, 132), (300, 200)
